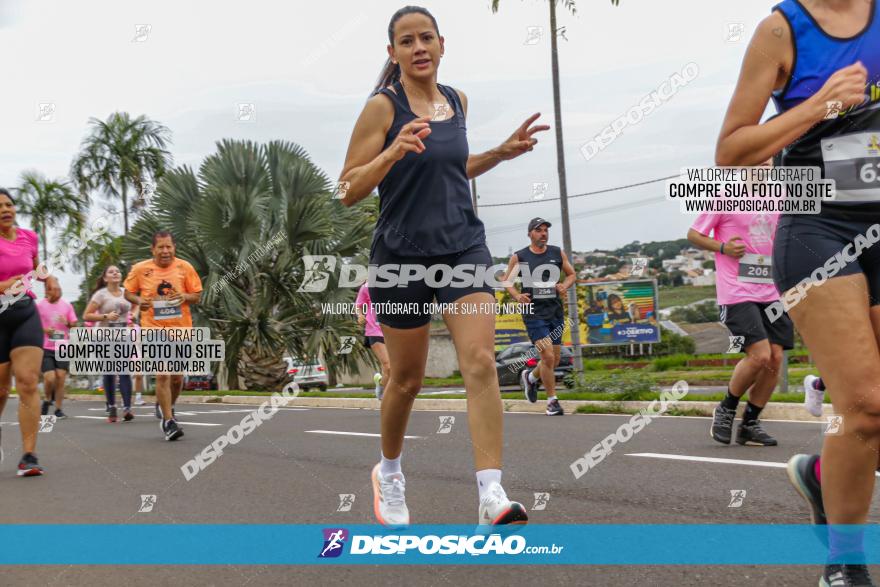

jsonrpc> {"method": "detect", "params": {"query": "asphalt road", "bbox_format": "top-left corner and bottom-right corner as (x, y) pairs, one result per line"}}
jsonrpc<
(0, 399), (876, 586)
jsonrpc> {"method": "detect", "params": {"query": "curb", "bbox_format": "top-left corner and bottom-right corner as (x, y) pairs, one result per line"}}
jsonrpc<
(61, 394), (831, 422)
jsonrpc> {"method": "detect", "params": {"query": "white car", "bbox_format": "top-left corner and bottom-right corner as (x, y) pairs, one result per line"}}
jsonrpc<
(284, 358), (329, 391)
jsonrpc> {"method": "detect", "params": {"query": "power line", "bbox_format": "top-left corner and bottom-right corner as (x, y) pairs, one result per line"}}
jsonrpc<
(485, 195), (664, 236)
(477, 174), (677, 208)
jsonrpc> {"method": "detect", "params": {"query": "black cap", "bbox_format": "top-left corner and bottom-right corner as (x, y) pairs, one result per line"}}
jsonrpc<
(528, 217), (552, 232)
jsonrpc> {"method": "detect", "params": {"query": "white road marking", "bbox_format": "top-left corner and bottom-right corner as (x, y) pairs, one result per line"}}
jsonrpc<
(73, 416), (221, 426)
(88, 407), (308, 414)
(305, 430), (422, 439)
(627, 452), (880, 476)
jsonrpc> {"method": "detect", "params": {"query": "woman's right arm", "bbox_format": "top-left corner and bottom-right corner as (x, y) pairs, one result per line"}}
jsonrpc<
(338, 94), (431, 207)
(83, 300), (104, 323)
(716, 13), (867, 167)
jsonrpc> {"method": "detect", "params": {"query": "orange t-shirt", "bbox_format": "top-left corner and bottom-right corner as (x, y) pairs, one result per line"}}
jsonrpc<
(124, 258), (203, 328)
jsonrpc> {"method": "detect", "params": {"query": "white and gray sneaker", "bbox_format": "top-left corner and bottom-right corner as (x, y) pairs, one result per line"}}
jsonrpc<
(371, 464), (409, 527)
(803, 375), (824, 418)
(373, 373), (383, 401)
(478, 482), (529, 525)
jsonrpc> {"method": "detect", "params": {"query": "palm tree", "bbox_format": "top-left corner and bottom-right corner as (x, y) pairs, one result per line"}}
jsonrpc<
(71, 112), (171, 234)
(490, 0), (621, 371)
(15, 171), (87, 260)
(124, 139), (375, 391)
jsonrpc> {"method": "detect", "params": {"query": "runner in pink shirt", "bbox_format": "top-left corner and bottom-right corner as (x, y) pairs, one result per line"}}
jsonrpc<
(0, 188), (46, 476)
(36, 277), (78, 419)
(687, 162), (794, 448)
(355, 282), (389, 400)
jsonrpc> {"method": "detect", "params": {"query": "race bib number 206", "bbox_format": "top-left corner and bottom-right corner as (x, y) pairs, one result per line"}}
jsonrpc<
(737, 253), (773, 284)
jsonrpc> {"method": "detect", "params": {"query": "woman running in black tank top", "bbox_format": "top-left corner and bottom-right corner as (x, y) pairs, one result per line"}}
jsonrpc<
(718, 1), (880, 583)
(338, 6), (548, 527)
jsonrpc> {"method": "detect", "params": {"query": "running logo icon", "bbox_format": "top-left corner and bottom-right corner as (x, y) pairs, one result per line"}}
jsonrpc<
(138, 495), (157, 513)
(39, 415), (56, 433)
(237, 103), (256, 122)
(825, 101), (843, 120)
(727, 336), (745, 354)
(336, 494), (355, 512)
(437, 416), (455, 434)
(332, 181), (350, 200)
(728, 490), (747, 508)
(531, 492), (550, 511)
(726, 23), (744, 43)
(825, 415), (844, 436)
(630, 257), (648, 277)
(132, 24), (152, 42)
(431, 103), (450, 121)
(532, 182), (548, 200)
(868, 135), (880, 156)
(298, 255), (336, 292)
(523, 26), (542, 45)
(36, 103), (56, 122)
(318, 528), (348, 558)
(337, 336), (356, 355)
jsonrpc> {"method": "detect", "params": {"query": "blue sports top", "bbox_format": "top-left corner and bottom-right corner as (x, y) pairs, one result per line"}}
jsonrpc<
(373, 81), (486, 257)
(773, 0), (880, 219)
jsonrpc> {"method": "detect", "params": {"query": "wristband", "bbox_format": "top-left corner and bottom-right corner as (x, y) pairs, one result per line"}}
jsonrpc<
(720, 242), (725, 256)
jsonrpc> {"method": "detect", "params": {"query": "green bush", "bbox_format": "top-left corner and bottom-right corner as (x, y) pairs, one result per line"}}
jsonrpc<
(653, 327), (696, 355)
(669, 300), (719, 323)
(651, 353), (690, 371)
(567, 370), (658, 401)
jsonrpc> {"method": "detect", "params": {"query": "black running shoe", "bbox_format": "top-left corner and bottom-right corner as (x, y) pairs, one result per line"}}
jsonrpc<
(107, 405), (118, 423)
(546, 398), (564, 416)
(521, 370), (538, 403)
(123, 409), (134, 422)
(16, 453), (43, 477)
(711, 404), (737, 444)
(786, 454), (826, 525)
(162, 419), (184, 441)
(821, 564), (875, 586)
(40, 400), (51, 416)
(54, 409), (67, 420)
(736, 420), (778, 446)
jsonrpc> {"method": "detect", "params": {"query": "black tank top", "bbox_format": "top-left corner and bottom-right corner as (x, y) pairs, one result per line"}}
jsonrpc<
(374, 81), (486, 256)
(515, 245), (564, 320)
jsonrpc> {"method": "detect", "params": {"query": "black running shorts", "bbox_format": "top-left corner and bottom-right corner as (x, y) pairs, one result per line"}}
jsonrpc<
(720, 301), (795, 351)
(773, 215), (880, 306)
(0, 297), (44, 363)
(368, 238), (495, 329)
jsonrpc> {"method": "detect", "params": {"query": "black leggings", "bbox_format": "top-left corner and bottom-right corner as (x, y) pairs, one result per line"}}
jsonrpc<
(103, 374), (132, 409)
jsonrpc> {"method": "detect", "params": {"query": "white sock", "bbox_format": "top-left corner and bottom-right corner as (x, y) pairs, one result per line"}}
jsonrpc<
(547, 395), (557, 403)
(528, 371), (538, 384)
(380, 453), (401, 477)
(476, 468), (502, 499)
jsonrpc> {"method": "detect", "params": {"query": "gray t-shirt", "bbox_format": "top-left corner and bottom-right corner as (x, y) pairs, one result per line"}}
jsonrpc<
(89, 287), (132, 327)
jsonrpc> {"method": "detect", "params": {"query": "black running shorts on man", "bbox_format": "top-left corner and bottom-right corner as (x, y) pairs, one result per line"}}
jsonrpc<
(720, 301), (794, 351)
(41, 349), (69, 373)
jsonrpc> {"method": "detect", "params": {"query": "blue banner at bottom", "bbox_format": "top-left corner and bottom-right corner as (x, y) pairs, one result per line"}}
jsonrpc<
(0, 524), (877, 565)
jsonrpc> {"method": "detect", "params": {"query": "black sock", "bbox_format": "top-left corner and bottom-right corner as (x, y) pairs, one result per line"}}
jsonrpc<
(721, 389), (741, 410)
(743, 402), (763, 425)
(816, 377), (826, 391)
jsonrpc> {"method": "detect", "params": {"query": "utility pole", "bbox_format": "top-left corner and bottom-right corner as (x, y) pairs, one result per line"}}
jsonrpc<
(549, 0), (582, 371)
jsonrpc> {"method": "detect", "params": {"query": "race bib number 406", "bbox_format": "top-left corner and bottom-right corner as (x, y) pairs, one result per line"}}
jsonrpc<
(152, 300), (183, 320)
(737, 253), (773, 284)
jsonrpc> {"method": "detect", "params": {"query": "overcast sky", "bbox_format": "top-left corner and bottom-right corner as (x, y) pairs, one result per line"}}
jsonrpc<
(1, 0), (780, 296)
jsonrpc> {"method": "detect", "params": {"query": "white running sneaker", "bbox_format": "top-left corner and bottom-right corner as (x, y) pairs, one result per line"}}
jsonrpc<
(803, 375), (824, 418)
(373, 373), (383, 401)
(478, 482), (529, 525)
(371, 464), (409, 527)
(134, 393), (145, 406)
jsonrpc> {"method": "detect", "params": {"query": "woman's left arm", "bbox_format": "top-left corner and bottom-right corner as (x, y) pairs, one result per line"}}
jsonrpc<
(459, 90), (550, 179)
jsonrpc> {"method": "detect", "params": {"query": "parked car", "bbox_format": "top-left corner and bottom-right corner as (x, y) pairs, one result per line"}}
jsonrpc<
(183, 374), (218, 391)
(284, 358), (329, 391)
(495, 342), (574, 391)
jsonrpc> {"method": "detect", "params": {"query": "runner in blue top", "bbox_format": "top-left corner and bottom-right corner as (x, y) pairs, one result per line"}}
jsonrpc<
(717, 1), (880, 583)
(338, 5), (548, 528)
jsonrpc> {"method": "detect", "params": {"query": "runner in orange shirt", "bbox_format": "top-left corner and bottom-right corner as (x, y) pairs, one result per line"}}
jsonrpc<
(124, 231), (202, 441)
